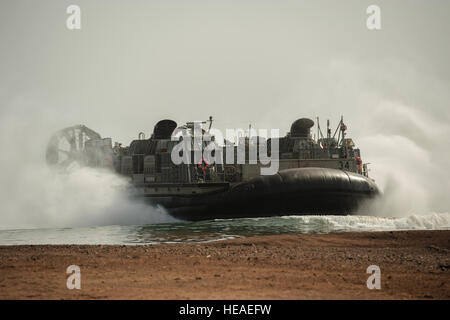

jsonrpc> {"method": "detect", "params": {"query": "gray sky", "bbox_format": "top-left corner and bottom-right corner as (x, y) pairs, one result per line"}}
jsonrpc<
(1, 0), (449, 214)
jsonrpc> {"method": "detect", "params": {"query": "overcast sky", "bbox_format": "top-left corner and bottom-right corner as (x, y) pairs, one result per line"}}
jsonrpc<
(1, 0), (449, 214)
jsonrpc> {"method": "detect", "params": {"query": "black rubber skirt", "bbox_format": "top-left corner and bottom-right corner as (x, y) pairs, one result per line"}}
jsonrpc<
(145, 167), (380, 221)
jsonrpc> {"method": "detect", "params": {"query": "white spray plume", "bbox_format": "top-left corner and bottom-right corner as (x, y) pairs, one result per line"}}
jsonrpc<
(0, 99), (178, 230)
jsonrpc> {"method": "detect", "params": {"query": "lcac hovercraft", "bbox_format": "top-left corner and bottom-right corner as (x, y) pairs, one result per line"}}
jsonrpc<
(46, 117), (380, 220)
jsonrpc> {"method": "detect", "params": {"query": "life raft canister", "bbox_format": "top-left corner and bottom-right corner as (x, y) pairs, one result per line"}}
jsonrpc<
(353, 156), (362, 174)
(197, 158), (210, 176)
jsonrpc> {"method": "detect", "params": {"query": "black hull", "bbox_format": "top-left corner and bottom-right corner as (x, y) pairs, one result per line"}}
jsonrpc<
(142, 168), (380, 221)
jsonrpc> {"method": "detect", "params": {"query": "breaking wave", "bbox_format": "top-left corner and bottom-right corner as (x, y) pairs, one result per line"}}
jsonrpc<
(278, 213), (450, 233)
(0, 213), (448, 245)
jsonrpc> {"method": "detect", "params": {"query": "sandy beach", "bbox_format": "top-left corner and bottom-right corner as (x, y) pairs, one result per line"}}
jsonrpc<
(0, 230), (449, 300)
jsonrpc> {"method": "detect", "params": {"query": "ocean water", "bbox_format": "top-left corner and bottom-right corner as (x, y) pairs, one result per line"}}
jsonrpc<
(0, 213), (449, 245)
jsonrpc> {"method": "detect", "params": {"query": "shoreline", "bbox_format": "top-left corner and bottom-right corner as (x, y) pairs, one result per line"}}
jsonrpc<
(0, 230), (449, 299)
